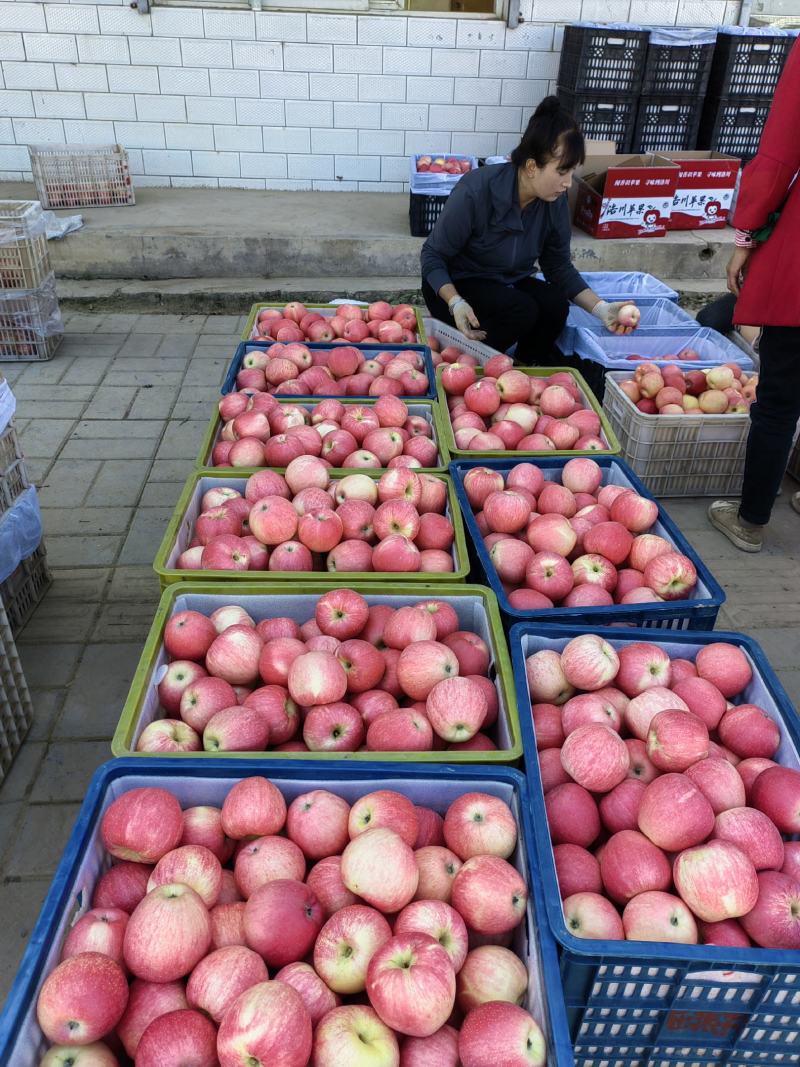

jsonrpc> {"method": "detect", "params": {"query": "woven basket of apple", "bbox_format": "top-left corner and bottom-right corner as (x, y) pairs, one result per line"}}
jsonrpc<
(0, 760), (575, 1067)
(511, 623), (800, 1063)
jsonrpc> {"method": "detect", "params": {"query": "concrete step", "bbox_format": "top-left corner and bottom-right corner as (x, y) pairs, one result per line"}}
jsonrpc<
(3, 182), (736, 285)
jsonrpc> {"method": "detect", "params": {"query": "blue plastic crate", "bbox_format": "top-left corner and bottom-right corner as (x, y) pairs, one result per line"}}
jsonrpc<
(537, 271), (680, 303)
(449, 455), (725, 630)
(221, 341), (436, 400)
(509, 623), (800, 1067)
(574, 325), (755, 372)
(568, 298), (694, 332)
(0, 758), (575, 1067)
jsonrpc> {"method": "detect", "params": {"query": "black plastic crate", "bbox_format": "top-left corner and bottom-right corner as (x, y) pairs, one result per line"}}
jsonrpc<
(558, 24), (649, 94)
(409, 190), (449, 238)
(699, 95), (770, 162)
(633, 94), (702, 153)
(557, 88), (637, 153)
(708, 29), (796, 97)
(642, 39), (715, 95)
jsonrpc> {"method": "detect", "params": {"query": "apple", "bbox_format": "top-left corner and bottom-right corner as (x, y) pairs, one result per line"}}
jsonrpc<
(615, 642), (672, 697)
(313, 903), (392, 993)
(442, 792), (516, 861)
(599, 830), (671, 903)
(671, 677), (727, 730)
(622, 891), (698, 943)
(341, 827), (418, 912)
(366, 932), (455, 1038)
(186, 945), (268, 1023)
(625, 686), (690, 741)
(210, 902), (246, 949)
(740, 871), (800, 948)
(397, 640), (459, 701)
(563, 892), (624, 940)
(451, 855), (527, 935)
(180, 676), (238, 733)
(718, 703), (781, 758)
(699, 918), (751, 948)
(216, 981), (312, 1067)
(306, 855), (358, 917)
(243, 877), (323, 967)
(751, 767), (800, 832)
(561, 722), (630, 793)
(348, 789), (419, 846)
(158, 660), (208, 715)
(647, 710), (709, 772)
(135, 1008), (218, 1067)
(288, 650), (348, 706)
(61, 907), (128, 967)
(545, 783), (600, 848)
(36, 953), (129, 1045)
(101, 787), (183, 865)
(599, 779), (647, 833)
(221, 775), (287, 839)
(560, 634), (620, 691)
(124, 883), (211, 982)
(414, 845), (462, 903)
(286, 789), (350, 860)
(164, 610), (217, 661)
(695, 642), (753, 698)
(553, 843), (602, 898)
(395, 899), (469, 972)
(399, 1024), (459, 1067)
(316, 587), (370, 639)
(234, 834), (306, 898)
(685, 757), (746, 814)
(713, 806), (785, 870)
(147, 844), (223, 907)
(312, 1004), (399, 1067)
(274, 961), (340, 1026)
(458, 1002), (546, 1067)
(673, 839), (759, 921)
(39, 1044), (119, 1067)
(203, 705), (270, 753)
(638, 773), (715, 851)
(92, 862), (152, 914)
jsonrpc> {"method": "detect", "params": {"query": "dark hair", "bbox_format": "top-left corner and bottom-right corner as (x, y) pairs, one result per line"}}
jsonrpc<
(510, 96), (585, 172)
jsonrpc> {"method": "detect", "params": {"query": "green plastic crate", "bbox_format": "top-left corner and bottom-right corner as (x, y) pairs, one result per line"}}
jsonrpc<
(196, 398), (450, 473)
(153, 468), (470, 589)
(435, 364), (621, 460)
(111, 581), (521, 764)
(242, 302), (428, 345)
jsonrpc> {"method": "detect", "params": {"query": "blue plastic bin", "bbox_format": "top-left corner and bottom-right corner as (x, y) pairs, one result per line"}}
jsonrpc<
(559, 299), (695, 354)
(0, 758), (575, 1067)
(574, 325), (755, 372)
(510, 622), (800, 1067)
(221, 341), (436, 400)
(449, 456), (725, 630)
(537, 271), (680, 303)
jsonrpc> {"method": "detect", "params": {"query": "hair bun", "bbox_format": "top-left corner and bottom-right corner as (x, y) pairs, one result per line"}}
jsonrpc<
(533, 95), (561, 119)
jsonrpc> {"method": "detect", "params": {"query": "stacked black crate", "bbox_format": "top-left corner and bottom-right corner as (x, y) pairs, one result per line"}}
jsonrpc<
(698, 28), (798, 162)
(632, 29), (717, 153)
(556, 24), (649, 153)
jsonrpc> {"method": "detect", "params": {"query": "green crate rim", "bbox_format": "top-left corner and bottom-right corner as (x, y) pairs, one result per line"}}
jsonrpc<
(241, 302), (428, 345)
(195, 397), (451, 474)
(153, 468), (471, 588)
(434, 364), (622, 460)
(112, 580), (522, 764)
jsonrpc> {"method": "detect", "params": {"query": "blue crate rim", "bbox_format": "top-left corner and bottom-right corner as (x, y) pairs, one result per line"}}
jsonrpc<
(0, 757), (575, 1067)
(509, 621), (800, 971)
(222, 341), (436, 401)
(448, 455), (726, 625)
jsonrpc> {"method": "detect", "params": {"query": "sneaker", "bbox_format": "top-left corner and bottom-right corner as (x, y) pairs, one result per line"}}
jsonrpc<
(708, 500), (763, 553)
(792, 492), (800, 516)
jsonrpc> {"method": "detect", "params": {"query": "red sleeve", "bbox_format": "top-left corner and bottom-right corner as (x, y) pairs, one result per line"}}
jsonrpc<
(733, 37), (800, 231)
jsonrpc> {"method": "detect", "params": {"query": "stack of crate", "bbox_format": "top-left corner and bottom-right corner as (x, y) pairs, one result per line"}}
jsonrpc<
(698, 27), (799, 161)
(0, 200), (63, 363)
(556, 24), (650, 153)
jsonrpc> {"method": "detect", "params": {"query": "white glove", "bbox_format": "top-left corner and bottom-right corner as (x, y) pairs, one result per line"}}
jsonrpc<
(592, 300), (640, 335)
(449, 297), (486, 341)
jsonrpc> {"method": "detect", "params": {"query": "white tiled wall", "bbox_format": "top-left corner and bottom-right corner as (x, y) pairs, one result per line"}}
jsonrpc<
(0, 0), (739, 190)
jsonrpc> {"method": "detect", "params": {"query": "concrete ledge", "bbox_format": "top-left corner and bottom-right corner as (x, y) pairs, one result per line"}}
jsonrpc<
(2, 182), (736, 284)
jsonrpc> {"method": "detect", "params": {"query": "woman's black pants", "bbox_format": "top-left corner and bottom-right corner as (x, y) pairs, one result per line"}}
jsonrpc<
(422, 276), (570, 366)
(739, 325), (800, 526)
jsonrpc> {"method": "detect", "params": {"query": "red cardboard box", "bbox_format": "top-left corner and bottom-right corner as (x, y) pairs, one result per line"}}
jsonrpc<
(573, 154), (680, 239)
(667, 152), (741, 230)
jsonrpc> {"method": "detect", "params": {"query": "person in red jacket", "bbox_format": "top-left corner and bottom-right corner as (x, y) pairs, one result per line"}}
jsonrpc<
(709, 36), (800, 551)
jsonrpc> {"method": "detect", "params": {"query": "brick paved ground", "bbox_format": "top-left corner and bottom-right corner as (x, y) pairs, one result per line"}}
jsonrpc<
(0, 312), (798, 1002)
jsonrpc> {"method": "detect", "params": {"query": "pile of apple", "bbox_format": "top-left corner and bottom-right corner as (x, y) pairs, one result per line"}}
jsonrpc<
(524, 634), (800, 949)
(178, 466), (456, 575)
(138, 588), (503, 755)
(441, 358), (608, 452)
(211, 394), (441, 470)
(249, 302), (420, 345)
(234, 341), (431, 399)
(34, 777), (548, 1066)
(415, 155), (472, 175)
(463, 458), (698, 610)
(619, 362), (759, 416)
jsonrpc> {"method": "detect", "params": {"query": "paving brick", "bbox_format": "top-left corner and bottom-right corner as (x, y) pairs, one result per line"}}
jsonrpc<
(16, 360), (74, 386)
(0, 879), (50, 1004)
(134, 314), (208, 333)
(108, 564), (160, 602)
(30, 741), (110, 803)
(84, 459), (152, 507)
(0, 741), (46, 803)
(20, 596), (100, 644)
(92, 597), (161, 643)
(12, 384), (95, 403)
(149, 458), (195, 482)
(43, 567), (110, 603)
(41, 506), (133, 536)
(172, 400), (214, 421)
(127, 386), (179, 420)
(140, 481), (186, 506)
(201, 316), (242, 334)
(193, 343), (236, 359)
(18, 642), (83, 688)
(36, 459), (101, 508)
(72, 419), (165, 440)
(15, 399), (85, 420)
(157, 334), (199, 358)
(5, 802), (82, 877)
(56, 642), (142, 739)
(59, 358), (118, 385)
(92, 313), (142, 332)
(155, 420), (209, 461)
(82, 386), (137, 420)
(102, 368), (185, 388)
(60, 437), (159, 460)
(118, 507), (174, 565)
(46, 535), (123, 567)
(15, 419), (76, 459)
(26, 689), (65, 742)
(116, 332), (163, 358)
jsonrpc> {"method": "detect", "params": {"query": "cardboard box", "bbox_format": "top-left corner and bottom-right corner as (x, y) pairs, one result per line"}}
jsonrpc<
(666, 152), (741, 231)
(573, 154), (680, 239)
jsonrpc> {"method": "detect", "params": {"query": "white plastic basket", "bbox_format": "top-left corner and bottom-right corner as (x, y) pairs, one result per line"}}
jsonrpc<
(28, 143), (134, 210)
(422, 317), (503, 366)
(602, 371), (752, 496)
(0, 202), (50, 291)
(409, 153), (478, 192)
(0, 274), (63, 363)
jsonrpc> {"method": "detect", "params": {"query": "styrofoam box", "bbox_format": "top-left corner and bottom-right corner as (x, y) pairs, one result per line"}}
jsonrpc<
(0, 760), (572, 1067)
(116, 588), (517, 761)
(423, 317), (503, 366)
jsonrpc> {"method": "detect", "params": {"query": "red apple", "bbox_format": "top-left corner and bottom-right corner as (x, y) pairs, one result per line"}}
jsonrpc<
(101, 787), (183, 865)
(638, 773), (715, 851)
(216, 980), (312, 1067)
(243, 877), (323, 967)
(313, 903), (392, 993)
(458, 1002), (546, 1067)
(341, 828), (419, 912)
(451, 855), (527, 935)
(36, 954), (129, 1045)
(622, 891), (698, 943)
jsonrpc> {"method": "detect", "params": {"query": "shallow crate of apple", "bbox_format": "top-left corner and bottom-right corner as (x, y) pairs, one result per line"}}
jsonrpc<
(204, 395), (446, 472)
(461, 456), (701, 612)
(118, 584), (520, 760)
(514, 626), (800, 955)
(248, 301), (422, 345)
(157, 467), (467, 582)
(438, 361), (616, 456)
(228, 340), (433, 400)
(3, 761), (566, 1067)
